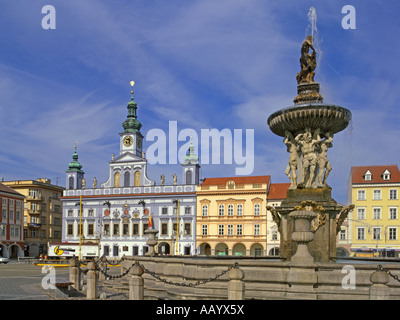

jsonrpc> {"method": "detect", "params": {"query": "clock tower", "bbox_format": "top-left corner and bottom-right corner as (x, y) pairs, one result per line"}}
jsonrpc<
(120, 81), (143, 158)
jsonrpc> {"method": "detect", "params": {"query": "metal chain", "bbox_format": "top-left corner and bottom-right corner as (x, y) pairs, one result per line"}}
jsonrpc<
(377, 265), (400, 283)
(134, 261), (239, 288)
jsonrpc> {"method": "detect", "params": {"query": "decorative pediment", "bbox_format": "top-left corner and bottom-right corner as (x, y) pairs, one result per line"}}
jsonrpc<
(382, 169), (391, 181)
(111, 152), (144, 164)
(363, 170), (372, 181)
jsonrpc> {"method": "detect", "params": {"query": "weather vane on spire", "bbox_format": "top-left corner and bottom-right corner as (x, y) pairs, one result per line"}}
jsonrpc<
(74, 140), (79, 151)
(130, 80), (135, 100)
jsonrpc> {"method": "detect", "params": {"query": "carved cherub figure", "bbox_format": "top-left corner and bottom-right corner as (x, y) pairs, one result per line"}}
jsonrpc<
(316, 131), (333, 187)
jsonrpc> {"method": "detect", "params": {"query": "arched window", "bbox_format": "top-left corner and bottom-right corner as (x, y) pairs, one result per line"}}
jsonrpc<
(114, 172), (120, 188)
(218, 204), (224, 216)
(69, 176), (74, 190)
(134, 171), (140, 187)
(186, 170), (193, 185)
(124, 171), (130, 187)
(228, 204), (233, 216)
(237, 204), (243, 216)
(254, 204), (260, 216)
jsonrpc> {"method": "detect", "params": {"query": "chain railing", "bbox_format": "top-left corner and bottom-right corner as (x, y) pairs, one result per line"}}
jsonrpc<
(135, 261), (239, 288)
(377, 264), (400, 283)
(73, 256), (239, 286)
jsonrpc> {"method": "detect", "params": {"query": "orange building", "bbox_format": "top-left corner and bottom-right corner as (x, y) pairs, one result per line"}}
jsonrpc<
(196, 176), (270, 256)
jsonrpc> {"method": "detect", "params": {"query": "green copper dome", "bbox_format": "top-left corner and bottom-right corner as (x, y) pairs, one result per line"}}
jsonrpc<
(122, 97), (142, 134)
(66, 149), (84, 173)
(183, 139), (199, 165)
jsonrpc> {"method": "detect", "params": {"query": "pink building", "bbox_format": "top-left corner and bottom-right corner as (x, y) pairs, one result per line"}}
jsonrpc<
(0, 182), (25, 259)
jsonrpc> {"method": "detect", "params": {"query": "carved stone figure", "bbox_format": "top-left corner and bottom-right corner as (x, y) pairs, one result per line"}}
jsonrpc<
(336, 204), (355, 234)
(267, 206), (281, 228)
(173, 174), (177, 185)
(316, 131), (333, 187)
(93, 177), (97, 189)
(81, 178), (86, 189)
(284, 130), (299, 189)
(296, 35), (317, 84)
(295, 128), (320, 188)
(160, 174), (165, 186)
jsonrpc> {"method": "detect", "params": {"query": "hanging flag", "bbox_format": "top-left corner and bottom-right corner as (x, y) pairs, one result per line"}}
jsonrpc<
(148, 212), (153, 229)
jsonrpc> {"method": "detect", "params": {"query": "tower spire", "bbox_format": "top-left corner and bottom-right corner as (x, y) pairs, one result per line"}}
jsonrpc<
(122, 80), (142, 133)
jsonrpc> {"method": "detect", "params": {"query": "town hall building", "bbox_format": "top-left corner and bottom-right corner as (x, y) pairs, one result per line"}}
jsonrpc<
(60, 84), (199, 258)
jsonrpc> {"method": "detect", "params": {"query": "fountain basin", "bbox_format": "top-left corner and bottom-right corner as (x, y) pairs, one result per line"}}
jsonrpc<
(267, 103), (352, 137)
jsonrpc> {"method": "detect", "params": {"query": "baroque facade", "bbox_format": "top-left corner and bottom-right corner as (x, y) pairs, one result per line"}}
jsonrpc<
(196, 176), (270, 256)
(61, 86), (199, 258)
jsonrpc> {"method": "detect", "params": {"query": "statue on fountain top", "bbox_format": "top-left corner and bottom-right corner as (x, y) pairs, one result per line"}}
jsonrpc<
(294, 35), (323, 104)
(296, 35), (317, 85)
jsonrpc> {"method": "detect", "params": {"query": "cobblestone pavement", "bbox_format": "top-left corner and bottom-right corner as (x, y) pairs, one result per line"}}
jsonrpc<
(0, 262), (54, 300)
(0, 262), (130, 300)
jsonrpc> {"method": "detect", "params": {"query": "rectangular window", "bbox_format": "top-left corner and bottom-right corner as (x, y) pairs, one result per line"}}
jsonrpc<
(219, 205), (224, 216)
(254, 204), (260, 216)
(373, 228), (381, 240)
(162, 207), (168, 215)
(357, 227), (365, 240)
(237, 224), (243, 236)
(184, 223), (191, 235)
(161, 223), (168, 235)
(340, 229), (346, 240)
(104, 224), (110, 236)
(373, 208), (381, 220)
(132, 223), (139, 235)
(202, 225), (208, 236)
(68, 209), (73, 217)
(143, 223), (149, 233)
(357, 190), (366, 200)
(389, 189), (398, 200)
(185, 207), (191, 215)
(228, 205), (233, 216)
(254, 224), (260, 236)
(202, 205), (208, 216)
(357, 208), (366, 220)
(227, 224), (233, 236)
(88, 224), (94, 235)
(67, 224), (73, 235)
(389, 228), (397, 240)
(389, 207), (398, 220)
(113, 223), (119, 236)
(88, 209), (94, 217)
(123, 223), (129, 235)
(218, 224), (224, 236)
(373, 190), (382, 200)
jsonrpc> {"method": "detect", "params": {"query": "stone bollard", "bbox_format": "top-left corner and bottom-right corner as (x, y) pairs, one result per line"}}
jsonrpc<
(228, 267), (245, 300)
(69, 258), (81, 291)
(370, 269), (390, 300)
(99, 256), (107, 281)
(86, 261), (98, 300)
(129, 262), (144, 300)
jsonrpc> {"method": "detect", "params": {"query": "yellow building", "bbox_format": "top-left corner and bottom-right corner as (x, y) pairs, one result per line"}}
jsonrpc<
(3, 179), (64, 257)
(348, 165), (400, 258)
(196, 176), (270, 256)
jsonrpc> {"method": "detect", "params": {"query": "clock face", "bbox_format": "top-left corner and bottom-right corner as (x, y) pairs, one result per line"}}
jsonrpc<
(123, 136), (133, 147)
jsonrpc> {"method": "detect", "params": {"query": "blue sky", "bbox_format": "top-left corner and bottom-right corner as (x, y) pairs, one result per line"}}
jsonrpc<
(1, 0), (400, 204)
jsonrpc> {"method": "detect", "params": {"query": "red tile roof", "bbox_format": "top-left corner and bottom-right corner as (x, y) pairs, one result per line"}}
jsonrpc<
(268, 183), (290, 199)
(351, 165), (400, 184)
(201, 175), (270, 186)
(0, 182), (25, 197)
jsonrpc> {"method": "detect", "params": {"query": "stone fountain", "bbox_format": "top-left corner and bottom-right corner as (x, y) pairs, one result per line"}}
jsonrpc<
(267, 33), (352, 263)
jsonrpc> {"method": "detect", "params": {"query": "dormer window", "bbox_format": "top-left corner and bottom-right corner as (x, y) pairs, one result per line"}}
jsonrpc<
(364, 170), (372, 181)
(382, 169), (391, 181)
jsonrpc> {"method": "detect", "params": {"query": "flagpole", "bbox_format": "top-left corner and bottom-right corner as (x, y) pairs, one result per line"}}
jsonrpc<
(79, 194), (82, 260)
(175, 200), (180, 255)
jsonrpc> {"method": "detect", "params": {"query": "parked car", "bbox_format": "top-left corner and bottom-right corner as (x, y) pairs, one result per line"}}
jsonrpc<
(0, 257), (9, 264)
